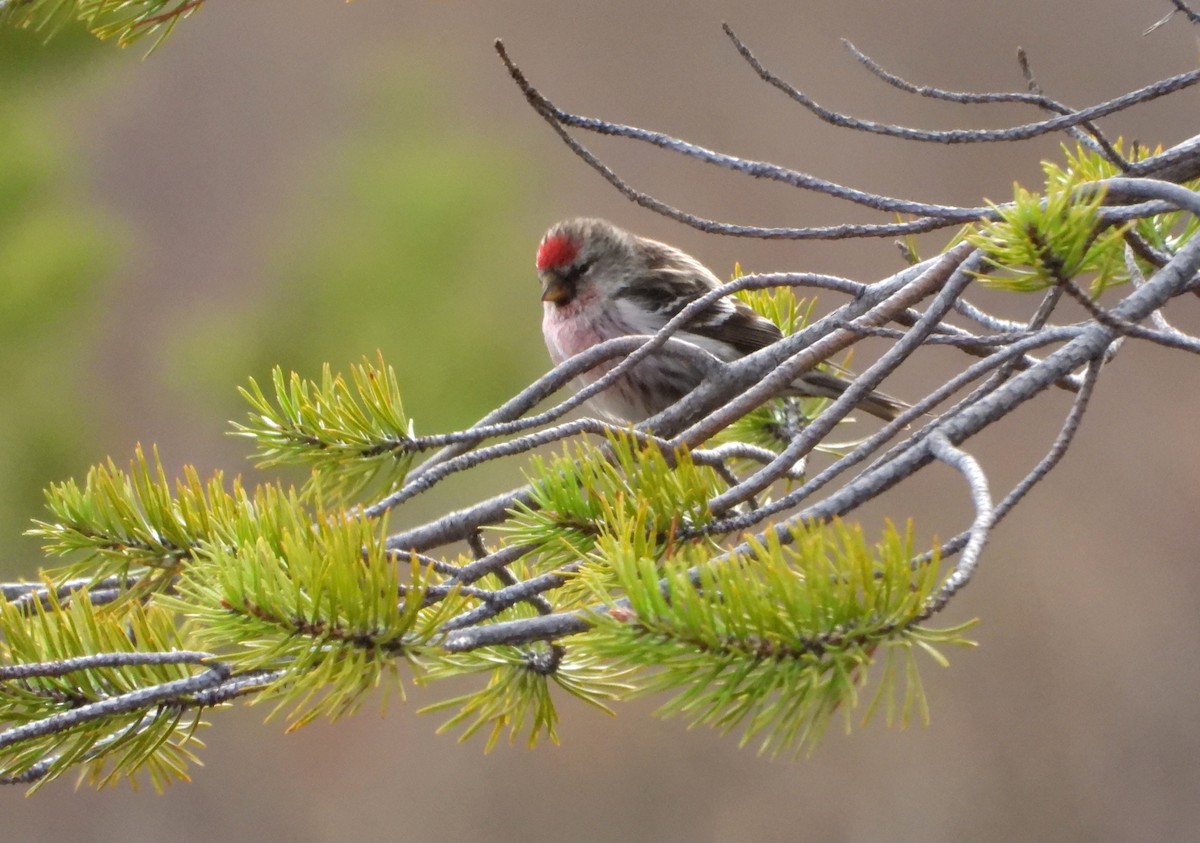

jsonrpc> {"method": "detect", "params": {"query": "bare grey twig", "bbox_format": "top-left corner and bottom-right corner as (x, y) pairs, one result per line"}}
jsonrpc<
(723, 24), (1200, 147)
(707, 248), (983, 513)
(1146, 0), (1200, 34)
(921, 432), (994, 616)
(0, 664), (231, 753)
(0, 651), (214, 680)
(1170, 0), (1200, 23)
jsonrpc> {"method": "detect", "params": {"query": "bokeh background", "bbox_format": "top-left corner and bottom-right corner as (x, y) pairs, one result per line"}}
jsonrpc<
(2, 2), (1199, 840)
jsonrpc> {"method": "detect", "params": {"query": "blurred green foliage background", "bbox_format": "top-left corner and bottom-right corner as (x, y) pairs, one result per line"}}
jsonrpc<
(175, 74), (543, 433)
(0, 28), (117, 558)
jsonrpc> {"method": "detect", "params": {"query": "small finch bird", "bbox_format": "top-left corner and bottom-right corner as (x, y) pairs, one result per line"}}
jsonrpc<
(536, 218), (905, 423)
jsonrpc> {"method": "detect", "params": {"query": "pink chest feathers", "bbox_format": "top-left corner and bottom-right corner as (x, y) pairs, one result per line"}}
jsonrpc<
(542, 293), (609, 366)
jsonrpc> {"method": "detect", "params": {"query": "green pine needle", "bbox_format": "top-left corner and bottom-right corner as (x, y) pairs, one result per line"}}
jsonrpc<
(233, 354), (417, 503)
(0, 0), (205, 51)
(1099, 142), (1200, 264)
(28, 444), (231, 588)
(164, 510), (459, 728)
(720, 282), (865, 458)
(578, 518), (976, 758)
(967, 142), (1147, 297)
(499, 432), (724, 606)
(732, 277), (816, 336)
(0, 592), (207, 792)
(420, 617), (631, 752)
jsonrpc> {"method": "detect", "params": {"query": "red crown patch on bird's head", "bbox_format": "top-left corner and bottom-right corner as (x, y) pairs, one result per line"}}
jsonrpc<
(536, 231), (579, 271)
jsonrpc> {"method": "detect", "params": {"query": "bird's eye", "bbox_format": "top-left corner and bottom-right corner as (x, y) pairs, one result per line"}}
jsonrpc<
(563, 258), (595, 285)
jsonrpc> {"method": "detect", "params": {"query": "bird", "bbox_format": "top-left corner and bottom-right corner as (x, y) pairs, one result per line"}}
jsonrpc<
(535, 217), (905, 424)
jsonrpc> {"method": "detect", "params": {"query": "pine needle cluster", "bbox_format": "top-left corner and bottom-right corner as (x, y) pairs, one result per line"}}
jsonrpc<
(969, 141), (1200, 297)
(578, 518), (975, 757)
(0, 0), (205, 51)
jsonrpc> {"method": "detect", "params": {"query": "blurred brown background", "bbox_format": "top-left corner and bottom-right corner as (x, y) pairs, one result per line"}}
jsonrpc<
(2, 1), (1199, 840)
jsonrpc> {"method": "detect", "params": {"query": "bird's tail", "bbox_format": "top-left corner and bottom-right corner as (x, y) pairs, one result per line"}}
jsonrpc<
(790, 370), (908, 422)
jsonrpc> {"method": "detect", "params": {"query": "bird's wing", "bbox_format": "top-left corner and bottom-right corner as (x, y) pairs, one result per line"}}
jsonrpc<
(683, 295), (784, 356)
(615, 261), (784, 357)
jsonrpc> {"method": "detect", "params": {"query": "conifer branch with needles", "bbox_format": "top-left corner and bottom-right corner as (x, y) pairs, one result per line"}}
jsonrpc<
(2, 16), (1200, 789)
(0, 0), (205, 49)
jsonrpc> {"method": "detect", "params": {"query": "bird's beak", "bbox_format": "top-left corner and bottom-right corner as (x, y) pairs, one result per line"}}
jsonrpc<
(540, 275), (571, 304)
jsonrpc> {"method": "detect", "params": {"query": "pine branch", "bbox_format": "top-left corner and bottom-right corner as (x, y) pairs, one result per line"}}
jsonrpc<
(233, 354), (419, 502)
(3, 27), (1200, 786)
(577, 519), (976, 758)
(0, 0), (205, 50)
